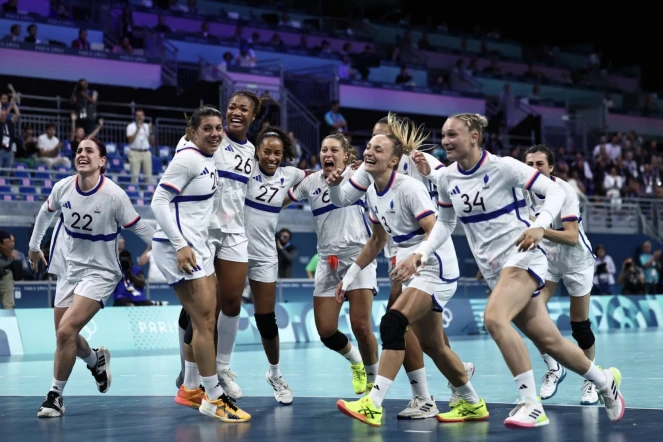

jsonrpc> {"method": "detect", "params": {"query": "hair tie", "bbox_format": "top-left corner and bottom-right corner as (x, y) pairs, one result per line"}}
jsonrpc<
(263, 131), (281, 138)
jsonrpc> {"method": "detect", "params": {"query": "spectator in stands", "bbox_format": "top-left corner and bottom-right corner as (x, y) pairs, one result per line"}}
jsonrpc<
(54, 3), (70, 19)
(353, 44), (380, 80)
(308, 155), (321, 171)
(276, 228), (297, 278)
(235, 42), (256, 67)
(269, 32), (285, 49)
(0, 107), (19, 174)
(112, 250), (154, 306)
(618, 258), (646, 295)
(639, 241), (661, 294)
(306, 253), (319, 279)
(324, 100), (347, 134)
(24, 24), (41, 44)
(2, 24), (21, 42)
(71, 28), (90, 49)
(153, 16), (171, 34)
(126, 109), (155, 183)
(418, 32), (433, 50)
(199, 21), (210, 38)
(138, 245), (167, 284)
(395, 66), (414, 86)
(640, 163), (658, 196)
(71, 79), (98, 135)
(118, 236), (125, 253)
(603, 166), (624, 200)
(121, 6), (134, 42)
(295, 35), (308, 50)
(114, 37), (133, 54)
(2, 0), (17, 13)
(14, 125), (37, 169)
(287, 131), (302, 165)
(36, 123), (71, 169)
(593, 244), (616, 294)
(1, 84), (19, 114)
(0, 230), (16, 309)
(69, 111), (103, 158)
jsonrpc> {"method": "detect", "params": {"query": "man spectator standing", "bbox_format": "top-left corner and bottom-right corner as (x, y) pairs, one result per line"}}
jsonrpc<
(0, 230), (16, 309)
(324, 100), (347, 134)
(0, 107), (19, 174)
(71, 79), (98, 135)
(276, 228), (297, 278)
(126, 109), (154, 183)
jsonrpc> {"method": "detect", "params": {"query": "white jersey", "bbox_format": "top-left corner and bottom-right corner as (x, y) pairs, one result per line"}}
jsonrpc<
(176, 135), (188, 151)
(213, 133), (256, 234)
(433, 150), (559, 276)
(43, 175), (142, 281)
(335, 152), (443, 258)
(245, 165), (307, 260)
(366, 172), (459, 281)
(153, 143), (219, 249)
(526, 176), (595, 274)
(288, 168), (371, 259)
(46, 211), (66, 277)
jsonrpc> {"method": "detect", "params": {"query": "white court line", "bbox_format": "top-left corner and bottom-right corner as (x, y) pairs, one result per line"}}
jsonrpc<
(404, 430), (431, 433)
(119, 375), (137, 377)
(152, 375), (170, 377)
(20, 376), (37, 378)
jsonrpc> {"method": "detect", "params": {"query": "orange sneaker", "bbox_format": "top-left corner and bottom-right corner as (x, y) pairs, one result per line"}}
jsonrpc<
(199, 393), (251, 423)
(174, 385), (204, 409)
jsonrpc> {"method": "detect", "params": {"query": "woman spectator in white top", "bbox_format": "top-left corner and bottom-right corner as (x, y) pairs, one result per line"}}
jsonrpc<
(28, 137), (155, 418)
(151, 105), (250, 423)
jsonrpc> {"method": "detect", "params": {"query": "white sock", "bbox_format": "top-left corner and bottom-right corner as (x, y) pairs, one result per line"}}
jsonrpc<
(216, 312), (240, 372)
(183, 361), (201, 390)
(406, 368), (431, 400)
(82, 349), (97, 369)
(50, 378), (67, 394)
(583, 362), (607, 391)
(342, 344), (362, 365)
(365, 363), (379, 385)
(368, 375), (393, 408)
(269, 363), (281, 379)
(542, 354), (560, 372)
(178, 327), (186, 374)
(514, 370), (538, 403)
(201, 375), (224, 400)
(456, 381), (480, 405)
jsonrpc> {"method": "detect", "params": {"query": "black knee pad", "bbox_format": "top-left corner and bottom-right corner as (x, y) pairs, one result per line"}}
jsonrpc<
(380, 309), (409, 351)
(321, 330), (349, 351)
(255, 312), (279, 340)
(184, 321), (194, 347)
(178, 308), (189, 331)
(571, 320), (595, 350)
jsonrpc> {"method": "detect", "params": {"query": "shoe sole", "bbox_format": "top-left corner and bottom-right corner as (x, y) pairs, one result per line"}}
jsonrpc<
(199, 399), (251, 423)
(504, 418), (550, 429)
(336, 400), (380, 427)
(37, 406), (65, 418)
(540, 369), (566, 400)
(397, 408), (439, 420)
(438, 413), (490, 423)
(97, 347), (111, 394)
(580, 399), (599, 405)
(174, 395), (202, 409)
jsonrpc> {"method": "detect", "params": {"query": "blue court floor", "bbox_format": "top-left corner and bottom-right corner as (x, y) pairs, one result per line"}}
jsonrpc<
(1, 329), (661, 442)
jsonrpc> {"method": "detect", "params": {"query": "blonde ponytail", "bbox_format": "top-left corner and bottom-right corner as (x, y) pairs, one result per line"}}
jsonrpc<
(385, 112), (429, 157)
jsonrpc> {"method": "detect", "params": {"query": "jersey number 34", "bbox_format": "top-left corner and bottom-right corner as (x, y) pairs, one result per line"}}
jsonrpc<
(460, 191), (486, 213)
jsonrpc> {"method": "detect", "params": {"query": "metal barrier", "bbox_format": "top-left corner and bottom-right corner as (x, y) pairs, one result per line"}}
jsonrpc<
(281, 89), (320, 154)
(284, 65), (339, 109)
(542, 115), (588, 155)
(154, 118), (187, 147)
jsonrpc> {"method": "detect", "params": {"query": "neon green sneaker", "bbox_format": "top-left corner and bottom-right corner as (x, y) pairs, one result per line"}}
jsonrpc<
(437, 398), (489, 422)
(364, 383), (374, 396)
(350, 363), (367, 394)
(337, 395), (383, 427)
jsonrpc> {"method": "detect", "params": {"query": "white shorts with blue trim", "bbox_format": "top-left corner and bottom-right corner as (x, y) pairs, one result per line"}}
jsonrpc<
(209, 229), (249, 263)
(482, 249), (548, 295)
(314, 254), (377, 298)
(152, 238), (215, 286)
(398, 252), (459, 312)
(546, 263), (594, 297)
(248, 257), (278, 283)
(54, 273), (120, 309)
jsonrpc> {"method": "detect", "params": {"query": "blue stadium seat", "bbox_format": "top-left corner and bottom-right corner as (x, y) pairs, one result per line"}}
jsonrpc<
(34, 165), (51, 180)
(19, 186), (36, 194)
(143, 191), (153, 201)
(106, 143), (118, 155)
(107, 155), (124, 173)
(122, 144), (131, 158)
(13, 163), (30, 178)
(126, 190), (140, 199)
(0, 194), (15, 201)
(55, 168), (70, 180)
(159, 146), (172, 159)
(0, 185), (11, 193)
(152, 156), (163, 175)
(41, 187), (52, 195)
(116, 174), (132, 184)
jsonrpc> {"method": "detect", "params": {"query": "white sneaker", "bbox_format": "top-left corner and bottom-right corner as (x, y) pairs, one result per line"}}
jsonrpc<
(218, 368), (243, 400)
(37, 391), (65, 418)
(539, 365), (566, 400)
(449, 362), (475, 408)
(397, 395), (439, 420)
(504, 400), (549, 429)
(266, 372), (293, 405)
(88, 347), (111, 393)
(597, 367), (625, 422)
(580, 379), (599, 405)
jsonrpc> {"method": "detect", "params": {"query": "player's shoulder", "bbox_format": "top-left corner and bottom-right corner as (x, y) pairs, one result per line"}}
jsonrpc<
(53, 175), (77, 192)
(99, 175), (126, 198)
(396, 172), (427, 191)
(552, 176), (576, 196)
(223, 133), (255, 155)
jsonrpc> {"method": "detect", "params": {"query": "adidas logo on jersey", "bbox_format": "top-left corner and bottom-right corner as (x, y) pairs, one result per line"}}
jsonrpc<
(313, 188), (322, 195)
(225, 145), (234, 152)
(253, 175), (263, 182)
(449, 185), (461, 195)
(200, 167), (210, 176)
(63, 201), (72, 209)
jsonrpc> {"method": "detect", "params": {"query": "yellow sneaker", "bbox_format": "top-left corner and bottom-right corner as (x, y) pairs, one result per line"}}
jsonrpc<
(437, 398), (489, 422)
(337, 395), (383, 427)
(199, 393), (251, 423)
(350, 363), (367, 394)
(174, 385), (204, 409)
(364, 383), (374, 396)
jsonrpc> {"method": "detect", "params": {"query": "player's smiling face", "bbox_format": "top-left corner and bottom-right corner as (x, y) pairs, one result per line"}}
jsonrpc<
(258, 137), (283, 173)
(226, 95), (254, 137)
(320, 138), (347, 175)
(525, 151), (553, 178)
(441, 117), (477, 161)
(194, 116), (223, 154)
(75, 139), (106, 174)
(364, 134), (398, 174)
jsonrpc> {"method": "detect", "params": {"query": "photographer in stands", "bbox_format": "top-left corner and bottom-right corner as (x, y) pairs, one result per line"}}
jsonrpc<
(70, 79), (98, 135)
(618, 258), (646, 295)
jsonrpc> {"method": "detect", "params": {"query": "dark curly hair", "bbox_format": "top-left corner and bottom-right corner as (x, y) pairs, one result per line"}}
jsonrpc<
(256, 126), (296, 162)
